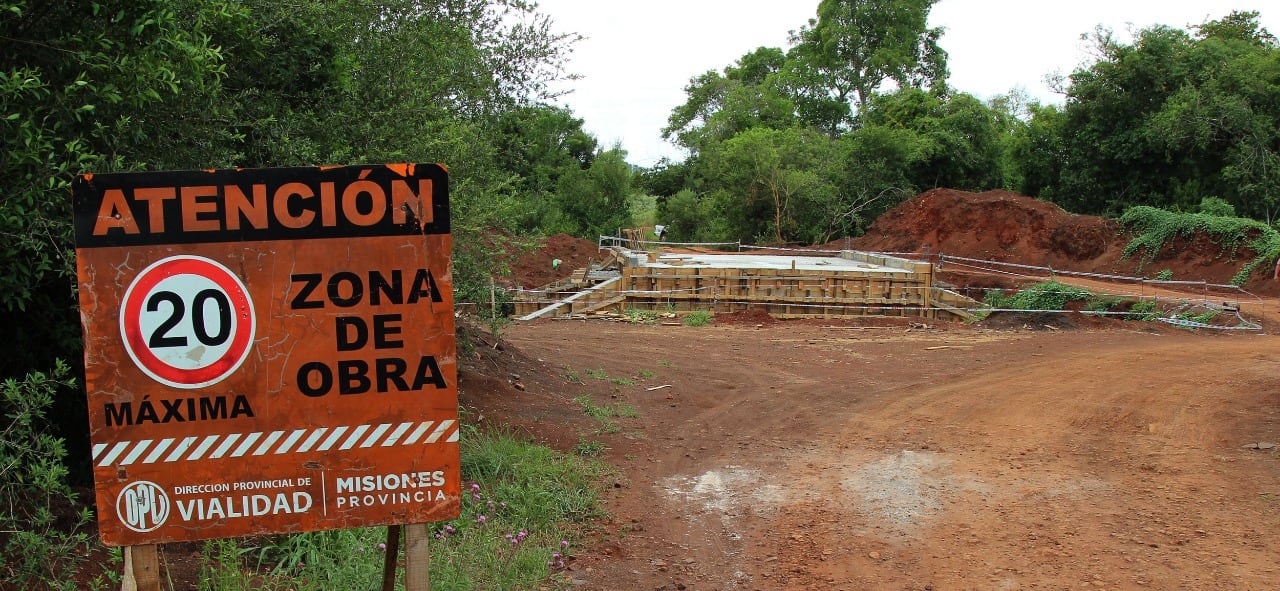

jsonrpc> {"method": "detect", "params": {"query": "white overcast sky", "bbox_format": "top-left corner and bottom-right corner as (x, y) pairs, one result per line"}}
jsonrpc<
(532, 0), (1277, 167)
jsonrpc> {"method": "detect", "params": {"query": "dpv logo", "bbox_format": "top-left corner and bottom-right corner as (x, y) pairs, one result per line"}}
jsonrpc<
(116, 481), (171, 533)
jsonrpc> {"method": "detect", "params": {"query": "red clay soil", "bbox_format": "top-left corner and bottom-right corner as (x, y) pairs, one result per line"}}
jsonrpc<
(502, 234), (603, 289)
(848, 188), (1278, 295)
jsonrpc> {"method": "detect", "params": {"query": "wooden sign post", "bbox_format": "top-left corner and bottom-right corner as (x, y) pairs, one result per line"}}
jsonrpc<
(73, 165), (460, 588)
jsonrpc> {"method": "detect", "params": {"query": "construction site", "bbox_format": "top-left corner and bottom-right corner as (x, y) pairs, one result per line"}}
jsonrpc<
(471, 189), (1280, 591)
(513, 237), (981, 322)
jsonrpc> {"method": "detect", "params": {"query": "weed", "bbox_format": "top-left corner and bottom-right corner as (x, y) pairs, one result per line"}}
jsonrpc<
(1120, 206), (1280, 285)
(610, 376), (635, 386)
(1084, 296), (1121, 313)
(198, 540), (256, 591)
(574, 396), (639, 434)
(611, 404), (640, 419)
(682, 310), (713, 326)
(636, 369), (655, 379)
(1154, 269), (1174, 281)
(657, 360), (672, 367)
(1176, 309), (1220, 325)
(585, 368), (609, 380)
(983, 281), (1093, 311)
(622, 308), (659, 324)
(574, 438), (606, 457)
(593, 423), (622, 435)
(200, 427), (608, 591)
(1127, 300), (1160, 321)
(562, 370), (584, 384)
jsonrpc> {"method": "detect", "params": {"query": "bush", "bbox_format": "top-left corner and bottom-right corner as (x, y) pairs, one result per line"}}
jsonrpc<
(1119, 205), (1280, 285)
(1, 362), (93, 590)
(210, 426), (609, 591)
(983, 281), (1094, 311)
(1197, 197), (1235, 217)
(682, 310), (713, 326)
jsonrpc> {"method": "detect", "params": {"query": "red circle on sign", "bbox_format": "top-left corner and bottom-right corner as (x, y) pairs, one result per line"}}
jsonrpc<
(119, 255), (256, 389)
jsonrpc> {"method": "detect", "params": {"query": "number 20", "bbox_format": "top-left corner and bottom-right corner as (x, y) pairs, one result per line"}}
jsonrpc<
(146, 289), (232, 348)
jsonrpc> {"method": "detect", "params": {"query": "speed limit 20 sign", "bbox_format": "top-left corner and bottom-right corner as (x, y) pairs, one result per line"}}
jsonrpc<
(74, 165), (461, 546)
(120, 255), (255, 389)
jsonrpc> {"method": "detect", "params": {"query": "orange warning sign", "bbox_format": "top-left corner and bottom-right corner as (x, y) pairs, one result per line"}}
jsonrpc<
(73, 165), (460, 546)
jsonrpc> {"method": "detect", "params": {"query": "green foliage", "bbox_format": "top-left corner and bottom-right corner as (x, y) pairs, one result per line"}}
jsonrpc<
(547, 147), (635, 237)
(198, 539), (256, 591)
(622, 308), (660, 324)
(562, 370), (585, 385)
(573, 438), (606, 457)
(981, 281), (1175, 323)
(1178, 309), (1221, 325)
(791, 0), (947, 116)
(1, 362), (92, 590)
(1126, 300), (1160, 321)
(983, 281), (1094, 311)
(584, 368), (609, 381)
(1048, 11), (1280, 218)
(654, 0), (1010, 246)
(1154, 269), (1175, 281)
(573, 395), (638, 435)
(1198, 197), (1236, 217)
(1119, 205), (1280, 284)
(683, 310), (714, 326)
(215, 427), (607, 591)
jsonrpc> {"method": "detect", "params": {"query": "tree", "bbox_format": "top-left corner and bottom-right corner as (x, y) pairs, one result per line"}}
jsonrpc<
(663, 47), (800, 152)
(1007, 102), (1066, 200)
(790, 0), (948, 121)
(492, 104), (599, 230)
(702, 126), (845, 244)
(858, 88), (1009, 193)
(549, 147), (634, 238)
(1052, 11), (1280, 218)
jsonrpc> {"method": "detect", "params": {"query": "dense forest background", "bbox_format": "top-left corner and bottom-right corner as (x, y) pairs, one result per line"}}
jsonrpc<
(2, 0), (1278, 584)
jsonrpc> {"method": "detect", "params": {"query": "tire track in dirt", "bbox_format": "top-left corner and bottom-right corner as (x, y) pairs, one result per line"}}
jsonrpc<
(504, 322), (1280, 590)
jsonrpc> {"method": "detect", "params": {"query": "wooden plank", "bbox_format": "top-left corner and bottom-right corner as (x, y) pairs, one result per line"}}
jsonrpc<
(404, 523), (430, 591)
(382, 526), (402, 591)
(120, 545), (161, 591)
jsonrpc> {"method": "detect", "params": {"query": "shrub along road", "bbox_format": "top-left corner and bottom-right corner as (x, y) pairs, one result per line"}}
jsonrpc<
(491, 317), (1280, 590)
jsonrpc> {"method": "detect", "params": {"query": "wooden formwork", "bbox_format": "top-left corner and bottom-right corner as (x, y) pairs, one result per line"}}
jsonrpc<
(619, 263), (938, 319)
(513, 249), (976, 321)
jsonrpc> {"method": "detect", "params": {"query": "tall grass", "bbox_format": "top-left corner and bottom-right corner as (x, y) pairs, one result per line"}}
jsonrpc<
(197, 425), (610, 591)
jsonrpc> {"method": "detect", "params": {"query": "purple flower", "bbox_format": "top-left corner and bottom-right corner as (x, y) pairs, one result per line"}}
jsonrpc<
(476, 514), (487, 524)
(444, 525), (455, 534)
(561, 540), (570, 549)
(378, 543), (386, 551)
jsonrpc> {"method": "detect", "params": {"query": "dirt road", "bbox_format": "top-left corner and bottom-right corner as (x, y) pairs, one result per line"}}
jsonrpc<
(484, 319), (1280, 590)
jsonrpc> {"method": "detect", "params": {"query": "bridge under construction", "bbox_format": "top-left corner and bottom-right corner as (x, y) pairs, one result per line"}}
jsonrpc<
(513, 239), (979, 321)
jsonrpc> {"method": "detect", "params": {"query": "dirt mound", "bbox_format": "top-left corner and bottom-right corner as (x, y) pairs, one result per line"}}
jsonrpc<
(849, 188), (1276, 293)
(503, 234), (603, 289)
(713, 308), (778, 326)
(852, 189), (1125, 265)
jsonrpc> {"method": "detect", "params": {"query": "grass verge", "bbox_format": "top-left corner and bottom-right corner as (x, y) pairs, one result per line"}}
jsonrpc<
(197, 425), (611, 591)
